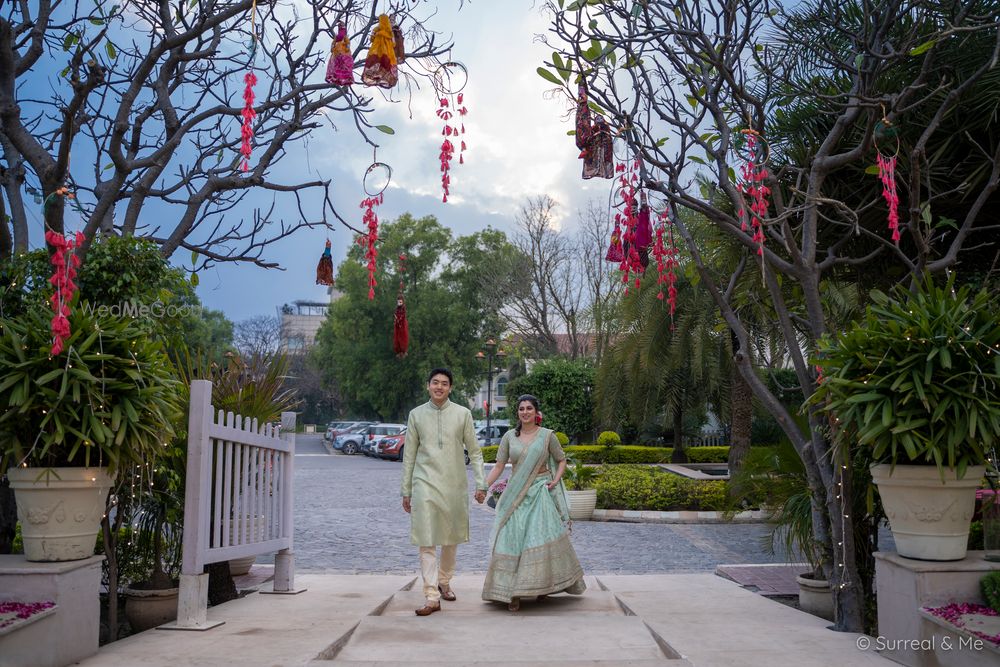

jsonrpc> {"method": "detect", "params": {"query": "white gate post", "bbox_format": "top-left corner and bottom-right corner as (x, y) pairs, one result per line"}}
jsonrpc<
(267, 410), (305, 595)
(169, 380), (224, 630)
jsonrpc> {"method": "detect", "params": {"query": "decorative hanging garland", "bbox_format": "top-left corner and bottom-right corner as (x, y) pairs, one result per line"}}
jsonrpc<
(393, 254), (409, 357)
(874, 117), (901, 245)
(239, 0), (260, 173)
(326, 23), (354, 87)
(736, 128), (771, 257)
(359, 160), (391, 300)
(362, 14), (398, 88)
(432, 61), (469, 203)
(45, 228), (83, 356)
(315, 238), (334, 286)
(616, 160), (644, 293)
(652, 204), (680, 329)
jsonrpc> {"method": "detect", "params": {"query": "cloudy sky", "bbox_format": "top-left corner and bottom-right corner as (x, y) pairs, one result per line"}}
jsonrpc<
(194, 1), (617, 322)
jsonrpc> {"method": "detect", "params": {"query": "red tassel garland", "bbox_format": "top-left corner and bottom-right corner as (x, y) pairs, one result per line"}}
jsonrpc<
(361, 193), (382, 300)
(877, 152), (900, 244)
(737, 131), (770, 256)
(45, 229), (83, 356)
(240, 71), (257, 172)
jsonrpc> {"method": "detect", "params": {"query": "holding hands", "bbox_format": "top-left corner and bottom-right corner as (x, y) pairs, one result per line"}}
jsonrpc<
(474, 489), (486, 504)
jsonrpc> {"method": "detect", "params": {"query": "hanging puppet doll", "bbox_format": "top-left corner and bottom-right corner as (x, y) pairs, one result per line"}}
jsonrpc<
(634, 192), (653, 269)
(362, 14), (398, 88)
(575, 81), (614, 179)
(326, 23), (354, 86)
(391, 17), (405, 64)
(316, 239), (334, 286)
(392, 254), (409, 357)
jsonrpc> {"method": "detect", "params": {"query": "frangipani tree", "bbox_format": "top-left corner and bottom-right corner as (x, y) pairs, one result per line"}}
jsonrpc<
(543, 0), (1000, 631)
(0, 1), (459, 269)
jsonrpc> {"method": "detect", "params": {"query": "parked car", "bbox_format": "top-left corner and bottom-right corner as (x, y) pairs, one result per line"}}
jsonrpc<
(476, 422), (510, 447)
(332, 423), (376, 454)
(377, 432), (406, 461)
(324, 421), (351, 440)
(361, 423), (406, 456)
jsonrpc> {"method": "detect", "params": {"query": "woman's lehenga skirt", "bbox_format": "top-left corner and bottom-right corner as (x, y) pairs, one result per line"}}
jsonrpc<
(482, 475), (586, 603)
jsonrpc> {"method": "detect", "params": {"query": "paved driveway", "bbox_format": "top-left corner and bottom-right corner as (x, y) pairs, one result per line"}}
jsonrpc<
(285, 434), (798, 574)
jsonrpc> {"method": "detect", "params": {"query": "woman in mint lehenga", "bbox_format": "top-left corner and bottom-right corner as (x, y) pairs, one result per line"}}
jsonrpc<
(481, 394), (586, 611)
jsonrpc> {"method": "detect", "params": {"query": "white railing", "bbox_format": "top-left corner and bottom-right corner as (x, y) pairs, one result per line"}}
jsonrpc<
(687, 429), (727, 447)
(170, 380), (298, 630)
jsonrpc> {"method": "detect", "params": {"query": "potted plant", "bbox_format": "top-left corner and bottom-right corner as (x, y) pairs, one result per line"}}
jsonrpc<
(813, 276), (996, 561)
(0, 305), (181, 561)
(563, 456), (598, 520)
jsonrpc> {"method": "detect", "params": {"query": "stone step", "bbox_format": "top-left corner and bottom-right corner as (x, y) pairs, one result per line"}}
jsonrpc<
(378, 588), (625, 616)
(326, 614), (687, 664)
(325, 661), (686, 666)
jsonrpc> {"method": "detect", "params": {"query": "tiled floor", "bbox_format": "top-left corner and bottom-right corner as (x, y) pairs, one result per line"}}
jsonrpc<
(715, 563), (811, 595)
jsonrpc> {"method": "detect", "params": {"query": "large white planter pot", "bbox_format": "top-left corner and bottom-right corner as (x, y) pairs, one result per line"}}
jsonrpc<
(7, 466), (113, 562)
(871, 463), (985, 561)
(796, 573), (834, 621)
(228, 515), (263, 576)
(566, 489), (597, 521)
(124, 584), (179, 632)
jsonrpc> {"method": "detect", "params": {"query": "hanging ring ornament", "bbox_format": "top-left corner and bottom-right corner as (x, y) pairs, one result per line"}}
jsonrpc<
(872, 118), (900, 159)
(738, 128), (771, 166)
(364, 161), (392, 197)
(432, 61), (468, 96)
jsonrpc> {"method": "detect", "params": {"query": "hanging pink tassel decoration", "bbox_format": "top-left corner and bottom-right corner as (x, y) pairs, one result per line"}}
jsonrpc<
(240, 71), (257, 172)
(457, 92), (468, 166)
(45, 229), (83, 356)
(877, 151), (900, 244)
(605, 218), (624, 262)
(616, 160), (643, 293)
(737, 130), (770, 257)
(664, 208), (680, 326)
(360, 193), (382, 300)
(437, 97), (454, 202)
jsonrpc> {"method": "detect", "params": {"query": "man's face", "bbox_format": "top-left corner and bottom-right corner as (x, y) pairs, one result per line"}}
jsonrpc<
(428, 373), (452, 402)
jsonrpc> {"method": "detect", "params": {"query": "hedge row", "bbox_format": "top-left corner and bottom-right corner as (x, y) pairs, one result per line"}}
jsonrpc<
(594, 465), (729, 511)
(479, 445), (732, 464)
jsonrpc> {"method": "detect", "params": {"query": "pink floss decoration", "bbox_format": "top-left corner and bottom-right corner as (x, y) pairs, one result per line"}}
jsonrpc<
(877, 151), (900, 244)
(737, 129), (770, 257)
(240, 71), (257, 172)
(45, 229), (83, 356)
(361, 193), (383, 300)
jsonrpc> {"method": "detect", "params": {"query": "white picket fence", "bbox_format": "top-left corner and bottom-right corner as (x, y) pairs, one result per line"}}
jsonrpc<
(171, 380), (299, 630)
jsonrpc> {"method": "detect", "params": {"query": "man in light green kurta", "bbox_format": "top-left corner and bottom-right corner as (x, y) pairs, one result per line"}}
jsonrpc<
(401, 367), (487, 615)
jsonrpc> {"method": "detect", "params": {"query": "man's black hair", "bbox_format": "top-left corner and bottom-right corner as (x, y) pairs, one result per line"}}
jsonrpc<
(427, 367), (454, 385)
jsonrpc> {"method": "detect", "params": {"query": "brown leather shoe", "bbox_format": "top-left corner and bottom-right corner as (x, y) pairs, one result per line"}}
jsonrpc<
(438, 585), (457, 601)
(415, 602), (441, 616)
(507, 597), (520, 612)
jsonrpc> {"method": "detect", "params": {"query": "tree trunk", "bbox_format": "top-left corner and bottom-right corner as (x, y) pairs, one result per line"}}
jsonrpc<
(728, 331), (753, 477)
(670, 405), (688, 463)
(101, 497), (125, 643)
(0, 475), (15, 554)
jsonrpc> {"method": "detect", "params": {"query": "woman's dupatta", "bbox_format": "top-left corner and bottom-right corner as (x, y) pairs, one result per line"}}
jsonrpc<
(489, 428), (570, 552)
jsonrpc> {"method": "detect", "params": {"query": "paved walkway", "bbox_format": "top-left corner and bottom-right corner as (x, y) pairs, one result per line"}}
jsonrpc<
(78, 572), (897, 667)
(283, 436), (798, 574)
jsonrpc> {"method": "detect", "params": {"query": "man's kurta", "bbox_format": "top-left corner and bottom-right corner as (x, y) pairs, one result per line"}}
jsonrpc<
(401, 399), (487, 546)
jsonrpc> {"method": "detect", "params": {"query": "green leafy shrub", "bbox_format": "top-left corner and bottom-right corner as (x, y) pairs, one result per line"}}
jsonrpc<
(554, 431), (570, 447)
(597, 431), (622, 448)
(0, 305), (182, 473)
(968, 520), (984, 551)
(482, 445), (498, 463)
(563, 456), (598, 490)
(595, 465), (729, 511)
(813, 276), (999, 477)
(982, 571), (1000, 614)
(483, 444), (742, 465)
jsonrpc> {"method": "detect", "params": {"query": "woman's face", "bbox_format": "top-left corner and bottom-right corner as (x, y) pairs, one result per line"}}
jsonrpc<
(517, 400), (537, 425)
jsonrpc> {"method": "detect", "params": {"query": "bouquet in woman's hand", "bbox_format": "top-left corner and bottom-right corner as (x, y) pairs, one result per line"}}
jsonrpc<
(489, 479), (507, 500)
